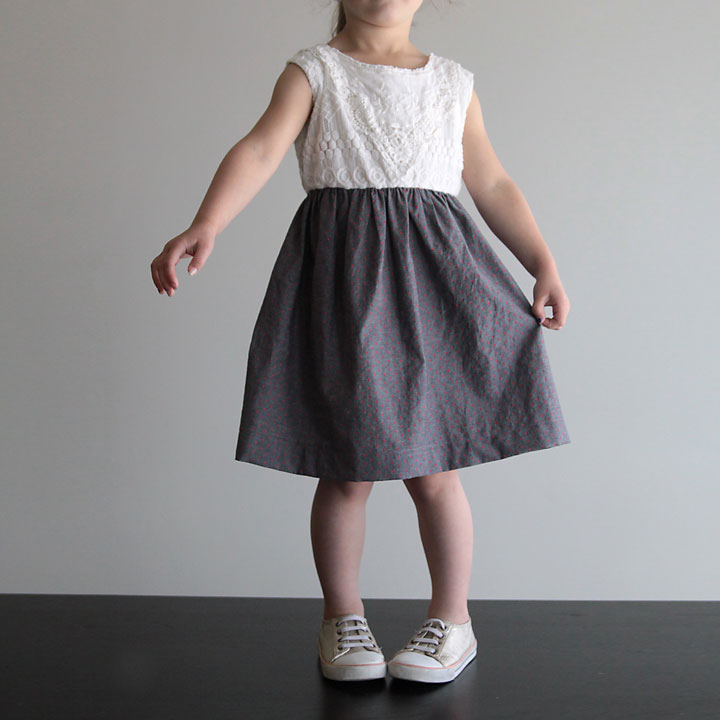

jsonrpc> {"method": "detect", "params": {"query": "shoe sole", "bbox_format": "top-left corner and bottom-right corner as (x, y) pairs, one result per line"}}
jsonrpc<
(318, 655), (387, 681)
(387, 641), (477, 683)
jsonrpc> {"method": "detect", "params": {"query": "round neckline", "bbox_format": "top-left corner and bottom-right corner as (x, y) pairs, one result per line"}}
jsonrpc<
(321, 43), (435, 73)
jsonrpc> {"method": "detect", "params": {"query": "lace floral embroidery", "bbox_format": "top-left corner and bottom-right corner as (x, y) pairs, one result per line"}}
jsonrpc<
(286, 44), (474, 196)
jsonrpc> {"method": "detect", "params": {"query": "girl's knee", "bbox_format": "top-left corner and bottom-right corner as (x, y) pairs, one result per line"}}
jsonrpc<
(403, 470), (458, 502)
(318, 476), (374, 500)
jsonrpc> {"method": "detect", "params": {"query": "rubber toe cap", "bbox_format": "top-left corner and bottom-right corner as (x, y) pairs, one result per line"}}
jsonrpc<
(333, 650), (385, 666)
(390, 650), (442, 668)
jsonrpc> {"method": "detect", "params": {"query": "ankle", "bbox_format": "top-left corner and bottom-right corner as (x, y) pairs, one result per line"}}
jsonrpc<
(426, 608), (470, 624)
(323, 606), (365, 620)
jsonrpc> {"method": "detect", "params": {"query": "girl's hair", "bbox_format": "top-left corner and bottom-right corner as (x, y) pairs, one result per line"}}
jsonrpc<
(331, 1), (347, 37)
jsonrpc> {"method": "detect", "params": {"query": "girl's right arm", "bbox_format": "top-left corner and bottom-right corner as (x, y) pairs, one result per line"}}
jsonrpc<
(151, 61), (314, 297)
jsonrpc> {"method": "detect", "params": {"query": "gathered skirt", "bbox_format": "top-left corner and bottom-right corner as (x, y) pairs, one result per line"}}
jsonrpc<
(234, 186), (570, 482)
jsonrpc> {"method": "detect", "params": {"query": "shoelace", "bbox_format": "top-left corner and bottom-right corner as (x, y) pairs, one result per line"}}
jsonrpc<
(404, 617), (447, 654)
(335, 614), (378, 650)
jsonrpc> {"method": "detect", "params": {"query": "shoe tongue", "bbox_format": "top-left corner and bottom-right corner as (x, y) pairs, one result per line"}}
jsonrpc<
(425, 617), (445, 628)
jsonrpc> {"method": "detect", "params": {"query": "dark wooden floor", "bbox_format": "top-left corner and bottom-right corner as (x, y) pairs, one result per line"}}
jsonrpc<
(1, 596), (718, 719)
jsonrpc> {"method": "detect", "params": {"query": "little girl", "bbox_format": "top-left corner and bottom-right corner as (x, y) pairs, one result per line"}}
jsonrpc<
(150, 0), (571, 685)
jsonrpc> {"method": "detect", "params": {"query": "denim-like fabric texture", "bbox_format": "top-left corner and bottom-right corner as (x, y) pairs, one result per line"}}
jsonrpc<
(235, 186), (570, 481)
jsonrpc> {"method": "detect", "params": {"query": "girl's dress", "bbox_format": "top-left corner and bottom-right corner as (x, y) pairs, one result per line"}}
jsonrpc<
(234, 43), (571, 482)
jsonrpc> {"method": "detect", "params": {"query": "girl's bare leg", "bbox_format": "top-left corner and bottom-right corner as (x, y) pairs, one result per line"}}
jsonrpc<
(403, 470), (472, 624)
(311, 477), (374, 620)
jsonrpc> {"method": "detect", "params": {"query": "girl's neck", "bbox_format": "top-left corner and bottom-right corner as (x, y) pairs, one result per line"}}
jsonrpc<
(328, 31), (426, 68)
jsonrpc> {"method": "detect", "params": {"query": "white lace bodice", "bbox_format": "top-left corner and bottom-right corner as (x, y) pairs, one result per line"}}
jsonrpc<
(285, 43), (474, 197)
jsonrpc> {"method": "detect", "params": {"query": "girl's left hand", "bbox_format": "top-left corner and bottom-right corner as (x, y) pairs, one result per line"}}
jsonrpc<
(531, 269), (570, 330)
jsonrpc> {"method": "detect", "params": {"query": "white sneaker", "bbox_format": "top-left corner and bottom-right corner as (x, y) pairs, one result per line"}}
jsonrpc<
(317, 613), (387, 681)
(387, 616), (477, 683)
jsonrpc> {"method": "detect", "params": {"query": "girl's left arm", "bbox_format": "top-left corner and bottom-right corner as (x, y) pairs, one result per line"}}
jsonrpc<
(461, 90), (570, 330)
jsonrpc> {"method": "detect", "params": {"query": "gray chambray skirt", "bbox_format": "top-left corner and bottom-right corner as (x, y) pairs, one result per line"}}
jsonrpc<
(235, 186), (570, 482)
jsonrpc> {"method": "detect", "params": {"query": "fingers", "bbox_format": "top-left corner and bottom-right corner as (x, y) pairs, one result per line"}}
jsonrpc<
(531, 296), (547, 325)
(163, 241), (194, 295)
(537, 299), (570, 330)
(151, 230), (215, 297)
(162, 252), (180, 296)
(187, 244), (212, 276)
(531, 276), (571, 330)
(542, 315), (562, 330)
(151, 262), (165, 294)
(150, 249), (180, 297)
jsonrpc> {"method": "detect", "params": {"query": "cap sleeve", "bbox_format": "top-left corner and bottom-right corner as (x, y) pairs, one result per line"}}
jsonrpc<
(286, 47), (323, 100)
(457, 64), (474, 117)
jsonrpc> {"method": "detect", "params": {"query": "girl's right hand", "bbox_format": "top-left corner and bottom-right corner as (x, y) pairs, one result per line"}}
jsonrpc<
(151, 222), (216, 297)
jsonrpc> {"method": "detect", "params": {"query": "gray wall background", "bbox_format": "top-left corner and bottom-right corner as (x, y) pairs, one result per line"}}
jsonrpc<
(1, 0), (717, 600)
